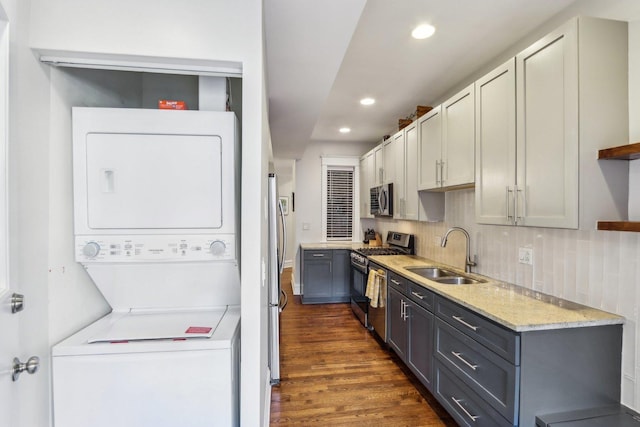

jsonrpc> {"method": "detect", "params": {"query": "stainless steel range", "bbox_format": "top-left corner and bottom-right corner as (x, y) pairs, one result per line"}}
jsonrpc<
(350, 231), (414, 335)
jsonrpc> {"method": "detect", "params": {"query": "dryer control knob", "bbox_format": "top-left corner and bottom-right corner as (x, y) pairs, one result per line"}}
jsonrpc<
(210, 240), (226, 256)
(82, 242), (101, 258)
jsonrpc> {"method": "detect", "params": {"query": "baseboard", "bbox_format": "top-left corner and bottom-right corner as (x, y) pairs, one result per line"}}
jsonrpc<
(284, 259), (293, 268)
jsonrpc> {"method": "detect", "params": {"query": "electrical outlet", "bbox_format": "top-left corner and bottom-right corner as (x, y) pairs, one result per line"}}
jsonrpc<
(518, 247), (533, 265)
(302, 222), (310, 230)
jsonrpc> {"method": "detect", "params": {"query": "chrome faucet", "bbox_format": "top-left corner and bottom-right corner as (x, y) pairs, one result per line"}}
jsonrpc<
(441, 227), (477, 273)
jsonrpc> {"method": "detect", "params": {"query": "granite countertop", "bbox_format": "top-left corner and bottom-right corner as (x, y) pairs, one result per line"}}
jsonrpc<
(368, 255), (624, 332)
(300, 242), (378, 250)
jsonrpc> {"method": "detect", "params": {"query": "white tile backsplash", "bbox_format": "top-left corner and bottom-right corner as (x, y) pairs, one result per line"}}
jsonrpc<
(371, 188), (640, 408)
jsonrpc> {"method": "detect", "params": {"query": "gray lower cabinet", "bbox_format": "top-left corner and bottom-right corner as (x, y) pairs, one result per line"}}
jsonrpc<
(387, 273), (435, 391)
(388, 286), (408, 359)
(301, 249), (350, 304)
(433, 296), (622, 427)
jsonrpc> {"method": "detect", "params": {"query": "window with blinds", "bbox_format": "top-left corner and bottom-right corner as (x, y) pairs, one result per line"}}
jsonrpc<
(326, 168), (354, 240)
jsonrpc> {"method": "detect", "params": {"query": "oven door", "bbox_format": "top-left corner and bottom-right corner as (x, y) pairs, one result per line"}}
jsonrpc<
(350, 256), (369, 328)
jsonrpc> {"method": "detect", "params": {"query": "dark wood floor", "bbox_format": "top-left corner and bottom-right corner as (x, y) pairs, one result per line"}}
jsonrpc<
(270, 269), (456, 426)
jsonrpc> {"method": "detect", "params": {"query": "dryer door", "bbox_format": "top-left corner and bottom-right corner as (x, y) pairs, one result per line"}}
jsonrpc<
(85, 132), (222, 229)
(72, 108), (238, 235)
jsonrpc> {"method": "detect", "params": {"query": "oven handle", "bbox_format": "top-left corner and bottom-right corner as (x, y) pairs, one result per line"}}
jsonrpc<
(350, 261), (368, 274)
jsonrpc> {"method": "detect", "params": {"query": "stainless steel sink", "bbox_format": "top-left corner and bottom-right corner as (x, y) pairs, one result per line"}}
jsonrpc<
(404, 266), (457, 279)
(404, 266), (486, 285)
(433, 276), (486, 285)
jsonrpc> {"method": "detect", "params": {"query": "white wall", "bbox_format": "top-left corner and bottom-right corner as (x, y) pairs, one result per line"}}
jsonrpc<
(25, 1), (269, 426)
(292, 139), (375, 292)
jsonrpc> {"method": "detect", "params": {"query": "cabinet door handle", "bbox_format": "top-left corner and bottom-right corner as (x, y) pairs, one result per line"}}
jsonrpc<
(506, 186), (514, 223)
(435, 160), (440, 185)
(516, 186), (525, 224)
(452, 315), (479, 331)
(312, 254), (324, 257)
(400, 300), (410, 321)
(451, 351), (478, 371)
(391, 279), (401, 285)
(410, 291), (424, 300)
(440, 160), (446, 186)
(451, 397), (479, 422)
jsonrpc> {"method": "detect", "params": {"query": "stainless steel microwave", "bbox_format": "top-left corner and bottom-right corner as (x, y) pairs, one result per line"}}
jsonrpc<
(370, 183), (393, 216)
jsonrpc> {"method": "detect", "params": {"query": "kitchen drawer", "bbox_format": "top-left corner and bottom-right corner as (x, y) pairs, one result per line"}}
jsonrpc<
(387, 271), (408, 293)
(434, 361), (513, 427)
(436, 297), (520, 364)
(303, 250), (333, 260)
(407, 281), (434, 312)
(435, 318), (519, 423)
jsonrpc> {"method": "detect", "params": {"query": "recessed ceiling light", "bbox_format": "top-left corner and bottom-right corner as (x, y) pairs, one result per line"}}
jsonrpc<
(360, 97), (375, 106)
(412, 24), (436, 40)
(339, 127), (351, 134)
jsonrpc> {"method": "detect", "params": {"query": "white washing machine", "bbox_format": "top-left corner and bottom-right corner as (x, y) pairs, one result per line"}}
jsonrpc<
(52, 108), (241, 427)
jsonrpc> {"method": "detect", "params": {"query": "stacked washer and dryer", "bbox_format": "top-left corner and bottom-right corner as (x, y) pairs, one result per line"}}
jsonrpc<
(51, 107), (241, 427)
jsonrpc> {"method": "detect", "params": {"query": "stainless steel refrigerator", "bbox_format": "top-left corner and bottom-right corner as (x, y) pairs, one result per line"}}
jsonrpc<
(268, 173), (287, 384)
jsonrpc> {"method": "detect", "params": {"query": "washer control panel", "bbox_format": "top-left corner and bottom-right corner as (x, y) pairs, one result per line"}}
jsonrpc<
(75, 235), (236, 262)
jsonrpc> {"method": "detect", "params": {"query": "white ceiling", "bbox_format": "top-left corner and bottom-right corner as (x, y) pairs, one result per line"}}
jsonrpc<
(264, 0), (598, 159)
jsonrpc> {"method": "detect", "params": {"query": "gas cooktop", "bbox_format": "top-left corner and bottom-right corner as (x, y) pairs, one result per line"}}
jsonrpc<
(353, 231), (415, 258)
(355, 247), (407, 256)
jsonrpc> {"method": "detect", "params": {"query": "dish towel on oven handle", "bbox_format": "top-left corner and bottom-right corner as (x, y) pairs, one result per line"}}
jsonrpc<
(366, 269), (386, 308)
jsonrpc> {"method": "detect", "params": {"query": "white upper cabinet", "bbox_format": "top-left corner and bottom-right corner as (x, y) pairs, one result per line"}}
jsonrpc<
(403, 123), (420, 220)
(476, 17), (629, 230)
(400, 120), (445, 222)
(418, 85), (475, 192)
(391, 129), (406, 219)
(359, 151), (375, 219)
(417, 106), (442, 190)
(373, 144), (384, 186)
(515, 19), (579, 229)
(475, 59), (516, 225)
(382, 136), (396, 185)
(442, 83), (475, 189)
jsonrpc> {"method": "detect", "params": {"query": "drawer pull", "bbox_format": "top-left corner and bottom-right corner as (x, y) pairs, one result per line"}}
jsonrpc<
(312, 254), (325, 257)
(410, 291), (424, 300)
(451, 351), (478, 371)
(451, 397), (479, 422)
(391, 279), (401, 285)
(452, 315), (479, 331)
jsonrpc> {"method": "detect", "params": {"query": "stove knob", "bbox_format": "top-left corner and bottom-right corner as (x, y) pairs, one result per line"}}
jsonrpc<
(210, 240), (226, 256)
(82, 242), (101, 258)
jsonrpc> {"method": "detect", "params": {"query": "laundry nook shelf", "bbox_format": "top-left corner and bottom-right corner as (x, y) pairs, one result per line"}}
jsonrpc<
(597, 142), (640, 231)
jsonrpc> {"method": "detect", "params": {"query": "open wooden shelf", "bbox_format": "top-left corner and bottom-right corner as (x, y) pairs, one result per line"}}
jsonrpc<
(597, 221), (640, 232)
(597, 143), (640, 231)
(598, 142), (640, 160)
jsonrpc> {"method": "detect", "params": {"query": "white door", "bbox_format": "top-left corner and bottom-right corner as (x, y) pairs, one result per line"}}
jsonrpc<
(0, 12), (24, 427)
